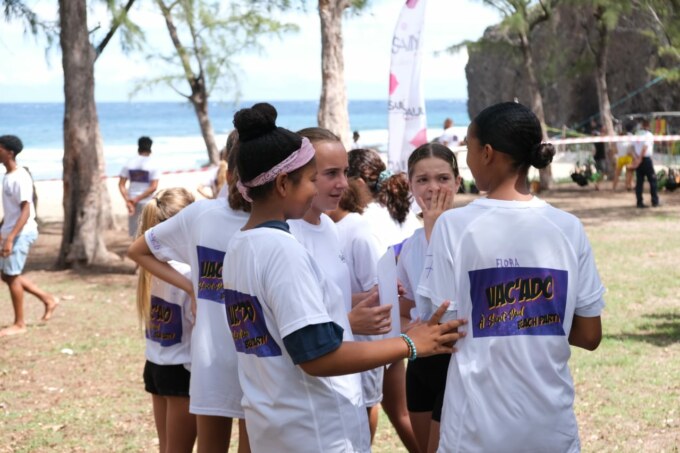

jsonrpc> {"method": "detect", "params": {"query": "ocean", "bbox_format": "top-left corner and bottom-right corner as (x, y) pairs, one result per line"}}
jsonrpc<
(0, 100), (470, 180)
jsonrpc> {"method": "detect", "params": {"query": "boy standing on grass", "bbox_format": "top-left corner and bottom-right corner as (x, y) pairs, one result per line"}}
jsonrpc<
(0, 135), (58, 337)
(119, 136), (160, 238)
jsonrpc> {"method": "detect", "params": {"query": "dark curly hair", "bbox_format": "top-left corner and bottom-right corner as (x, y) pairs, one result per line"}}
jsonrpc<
(473, 102), (554, 170)
(347, 148), (411, 224)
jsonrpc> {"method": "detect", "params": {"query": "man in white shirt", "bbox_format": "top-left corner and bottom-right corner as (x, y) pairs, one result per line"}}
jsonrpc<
(0, 135), (58, 337)
(119, 136), (161, 237)
(630, 119), (660, 208)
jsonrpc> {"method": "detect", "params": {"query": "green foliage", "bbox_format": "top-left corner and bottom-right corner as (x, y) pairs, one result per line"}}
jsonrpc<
(643, 0), (680, 81)
(2, 0), (57, 44)
(138, 0), (298, 99)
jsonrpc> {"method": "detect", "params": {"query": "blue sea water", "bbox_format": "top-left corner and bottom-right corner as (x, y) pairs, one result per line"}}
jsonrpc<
(0, 99), (469, 180)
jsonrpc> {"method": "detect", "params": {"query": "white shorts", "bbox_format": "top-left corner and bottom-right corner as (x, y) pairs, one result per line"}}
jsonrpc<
(189, 300), (244, 418)
(355, 334), (384, 407)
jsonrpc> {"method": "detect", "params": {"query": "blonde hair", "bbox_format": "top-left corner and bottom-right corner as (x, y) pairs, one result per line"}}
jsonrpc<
(136, 188), (195, 327)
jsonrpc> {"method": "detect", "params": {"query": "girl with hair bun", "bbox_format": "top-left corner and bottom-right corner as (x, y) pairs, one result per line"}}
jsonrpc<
(418, 102), (605, 452)
(221, 103), (466, 453)
(135, 187), (196, 453)
(129, 125), (253, 452)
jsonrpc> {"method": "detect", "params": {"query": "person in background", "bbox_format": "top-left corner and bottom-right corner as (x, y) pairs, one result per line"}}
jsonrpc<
(612, 121), (635, 192)
(197, 130), (239, 199)
(437, 118), (459, 147)
(119, 136), (161, 237)
(351, 130), (363, 150)
(0, 135), (58, 337)
(630, 119), (660, 208)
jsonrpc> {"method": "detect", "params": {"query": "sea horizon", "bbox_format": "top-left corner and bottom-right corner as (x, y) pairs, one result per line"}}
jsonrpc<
(1, 99), (471, 180)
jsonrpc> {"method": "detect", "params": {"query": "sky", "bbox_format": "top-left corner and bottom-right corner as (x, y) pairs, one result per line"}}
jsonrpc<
(0, 0), (501, 103)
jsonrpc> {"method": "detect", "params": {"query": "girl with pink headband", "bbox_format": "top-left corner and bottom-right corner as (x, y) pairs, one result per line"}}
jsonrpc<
(221, 103), (467, 452)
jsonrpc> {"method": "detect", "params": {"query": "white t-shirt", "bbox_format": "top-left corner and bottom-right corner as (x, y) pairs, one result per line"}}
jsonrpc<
(335, 213), (381, 294)
(120, 155), (161, 202)
(289, 214), (353, 313)
(396, 228), (431, 321)
(1, 167), (38, 236)
(634, 130), (654, 158)
(145, 261), (194, 368)
(334, 212), (385, 407)
(417, 197), (605, 453)
(438, 127), (459, 146)
(615, 134), (634, 158)
(145, 198), (248, 418)
(362, 202), (421, 253)
(222, 227), (369, 453)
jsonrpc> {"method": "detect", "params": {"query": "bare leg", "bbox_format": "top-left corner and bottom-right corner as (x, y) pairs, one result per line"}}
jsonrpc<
(426, 420), (441, 453)
(409, 411), (433, 453)
(367, 405), (379, 444)
(382, 361), (421, 453)
(152, 395), (168, 453)
(196, 415), (233, 453)
(612, 165), (621, 191)
(237, 419), (250, 453)
(18, 275), (58, 321)
(165, 396), (196, 453)
(625, 168), (634, 190)
(0, 274), (27, 336)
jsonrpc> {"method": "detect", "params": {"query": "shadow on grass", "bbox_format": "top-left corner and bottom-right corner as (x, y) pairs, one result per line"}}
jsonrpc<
(604, 312), (680, 347)
(26, 220), (136, 275)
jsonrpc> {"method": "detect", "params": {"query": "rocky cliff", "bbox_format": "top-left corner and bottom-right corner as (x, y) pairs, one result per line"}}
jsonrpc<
(465, 5), (680, 131)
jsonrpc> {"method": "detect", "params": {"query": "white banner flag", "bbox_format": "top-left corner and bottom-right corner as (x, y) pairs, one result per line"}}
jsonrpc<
(388, 0), (428, 172)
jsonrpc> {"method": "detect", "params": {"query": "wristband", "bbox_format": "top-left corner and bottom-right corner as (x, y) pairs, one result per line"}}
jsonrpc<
(400, 333), (417, 361)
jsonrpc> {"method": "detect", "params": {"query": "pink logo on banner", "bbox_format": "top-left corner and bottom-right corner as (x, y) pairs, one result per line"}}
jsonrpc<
(389, 73), (399, 95)
(406, 0), (419, 8)
(409, 128), (428, 147)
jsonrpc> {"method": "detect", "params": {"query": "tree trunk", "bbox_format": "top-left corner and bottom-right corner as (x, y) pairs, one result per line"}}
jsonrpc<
(57, 0), (117, 267)
(520, 32), (552, 189)
(318, 0), (351, 147)
(190, 90), (220, 165)
(594, 18), (615, 177)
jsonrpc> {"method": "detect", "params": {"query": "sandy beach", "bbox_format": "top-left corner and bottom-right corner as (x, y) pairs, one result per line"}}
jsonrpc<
(0, 168), (217, 224)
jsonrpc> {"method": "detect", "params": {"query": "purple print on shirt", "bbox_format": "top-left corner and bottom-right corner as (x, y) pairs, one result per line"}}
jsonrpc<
(224, 289), (282, 357)
(196, 245), (225, 303)
(128, 169), (150, 183)
(469, 267), (568, 337)
(146, 296), (183, 346)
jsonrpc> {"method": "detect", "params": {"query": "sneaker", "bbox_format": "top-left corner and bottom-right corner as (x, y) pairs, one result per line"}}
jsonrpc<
(637, 204), (648, 209)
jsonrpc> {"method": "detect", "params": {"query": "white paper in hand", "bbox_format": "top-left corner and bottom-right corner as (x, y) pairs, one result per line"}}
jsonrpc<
(377, 247), (402, 339)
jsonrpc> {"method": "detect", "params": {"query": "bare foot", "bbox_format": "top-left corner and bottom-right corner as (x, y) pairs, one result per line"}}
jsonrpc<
(41, 296), (59, 322)
(0, 324), (27, 337)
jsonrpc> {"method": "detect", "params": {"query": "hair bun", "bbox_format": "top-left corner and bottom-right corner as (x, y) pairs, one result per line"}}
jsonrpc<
(233, 103), (278, 141)
(529, 142), (555, 169)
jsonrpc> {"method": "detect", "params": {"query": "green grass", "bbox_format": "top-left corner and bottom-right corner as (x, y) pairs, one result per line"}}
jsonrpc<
(2, 189), (680, 452)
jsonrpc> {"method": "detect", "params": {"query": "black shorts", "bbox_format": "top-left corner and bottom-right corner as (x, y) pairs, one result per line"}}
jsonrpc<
(143, 360), (191, 397)
(406, 353), (451, 422)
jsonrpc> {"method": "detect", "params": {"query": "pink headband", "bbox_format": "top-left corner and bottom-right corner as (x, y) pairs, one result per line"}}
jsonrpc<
(237, 137), (315, 202)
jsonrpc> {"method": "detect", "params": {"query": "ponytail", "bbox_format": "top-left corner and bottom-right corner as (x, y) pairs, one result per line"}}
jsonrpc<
(377, 172), (411, 224)
(135, 188), (194, 328)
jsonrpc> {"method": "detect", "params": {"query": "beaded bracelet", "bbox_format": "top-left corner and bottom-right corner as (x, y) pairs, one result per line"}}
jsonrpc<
(400, 333), (418, 361)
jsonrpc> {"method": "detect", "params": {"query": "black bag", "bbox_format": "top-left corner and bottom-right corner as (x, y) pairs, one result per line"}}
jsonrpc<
(666, 168), (679, 192)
